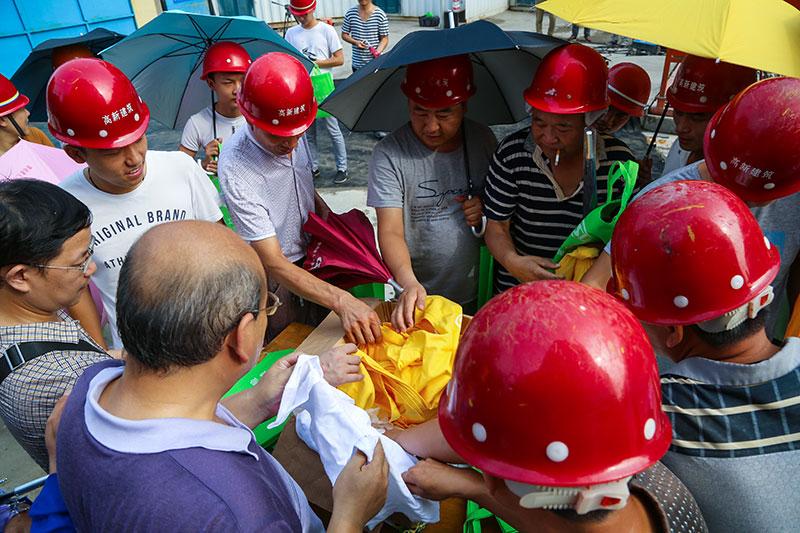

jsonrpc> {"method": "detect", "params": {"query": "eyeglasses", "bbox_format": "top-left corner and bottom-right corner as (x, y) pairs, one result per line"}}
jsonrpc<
(31, 243), (95, 275)
(248, 291), (282, 318)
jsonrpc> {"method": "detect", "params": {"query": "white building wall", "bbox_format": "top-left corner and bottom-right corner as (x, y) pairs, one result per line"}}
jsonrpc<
(254, 0), (508, 23)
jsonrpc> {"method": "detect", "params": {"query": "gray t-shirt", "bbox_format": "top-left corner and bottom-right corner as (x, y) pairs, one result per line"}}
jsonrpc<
(608, 161), (800, 336)
(367, 120), (497, 307)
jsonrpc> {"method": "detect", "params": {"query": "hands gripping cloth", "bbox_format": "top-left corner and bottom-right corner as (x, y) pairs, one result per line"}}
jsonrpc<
(268, 354), (439, 528)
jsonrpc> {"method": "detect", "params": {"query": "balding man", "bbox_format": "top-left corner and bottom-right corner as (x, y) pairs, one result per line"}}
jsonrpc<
(55, 221), (388, 532)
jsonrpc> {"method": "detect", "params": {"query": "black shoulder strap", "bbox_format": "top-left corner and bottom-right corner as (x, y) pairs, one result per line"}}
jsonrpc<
(0, 340), (105, 383)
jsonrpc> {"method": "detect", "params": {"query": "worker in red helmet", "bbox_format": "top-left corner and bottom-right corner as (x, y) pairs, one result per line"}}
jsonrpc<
(662, 55), (756, 176)
(179, 41), (251, 174)
(0, 73), (53, 157)
(391, 281), (707, 532)
(49, 58), (224, 350)
(367, 55), (496, 331)
(218, 52), (382, 347)
(583, 77), (800, 339)
(483, 43), (636, 292)
(609, 180), (800, 531)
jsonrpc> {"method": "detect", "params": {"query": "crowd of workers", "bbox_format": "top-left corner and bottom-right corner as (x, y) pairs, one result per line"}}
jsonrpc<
(0, 0), (799, 531)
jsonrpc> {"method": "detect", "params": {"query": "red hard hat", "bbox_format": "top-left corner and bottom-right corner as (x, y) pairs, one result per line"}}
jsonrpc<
(608, 62), (651, 117)
(666, 55), (757, 114)
(0, 74), (29, 117)
(238, 52), (316, 137)
(401, 55), (475, 109)
(704, 77), (800, 203)
(524, 44), (609, 115)
(439, 281), (671, 487)
(609, 181), (779, 326)
(288, 0), (316, 15)
(51, 44), (94, 69)
(47, 58), (150, 149)
(201, 41), (251, 80)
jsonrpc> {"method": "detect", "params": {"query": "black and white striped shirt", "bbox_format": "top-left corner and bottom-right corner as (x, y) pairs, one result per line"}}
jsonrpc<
(483, 127), (634, 291)
(341, 6), (389, 70)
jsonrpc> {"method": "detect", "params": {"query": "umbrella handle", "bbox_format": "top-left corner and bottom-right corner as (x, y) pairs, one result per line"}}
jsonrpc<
(471, 215), (487, 238)
(645, 103), (669, 160)
(387, 278), (404, 299)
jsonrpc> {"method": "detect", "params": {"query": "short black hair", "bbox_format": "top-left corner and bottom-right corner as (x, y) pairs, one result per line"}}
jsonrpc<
(691, 314), (766, 348)
(0, 179), (92, 269)
(551, 508), (613, 523)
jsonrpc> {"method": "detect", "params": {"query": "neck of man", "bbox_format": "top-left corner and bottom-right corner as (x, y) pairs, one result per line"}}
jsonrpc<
(0, 127), (21, 156)
(0, 290), (60, 327)
(214, 101), (242, 120)
(360, 2), (374, 15)
(303, 16), (318, 29)
(512, 494), (657, 533)
(677, 326), (780, 365)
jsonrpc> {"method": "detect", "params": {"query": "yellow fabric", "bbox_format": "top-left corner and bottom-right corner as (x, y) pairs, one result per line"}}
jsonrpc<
(555, 245), (600, 282)
(339, 296), (462, 428)
(538, 0), (800, 78)
(787, 295), (800, 338)
(24, 127), (54, 148)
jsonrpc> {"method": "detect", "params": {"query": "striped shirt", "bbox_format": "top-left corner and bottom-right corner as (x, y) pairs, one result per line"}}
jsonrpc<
(660, 337), (800, 531)
(483, 128), (634, 291)
(341, 6), (389, 70)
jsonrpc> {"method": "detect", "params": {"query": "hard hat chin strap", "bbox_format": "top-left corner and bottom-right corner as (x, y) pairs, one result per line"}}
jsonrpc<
(697, 285), (774, 333)
(504, 476), (632, 515)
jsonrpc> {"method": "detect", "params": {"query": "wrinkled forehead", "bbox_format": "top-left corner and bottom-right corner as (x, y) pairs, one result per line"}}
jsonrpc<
(530, 107), (584, 127)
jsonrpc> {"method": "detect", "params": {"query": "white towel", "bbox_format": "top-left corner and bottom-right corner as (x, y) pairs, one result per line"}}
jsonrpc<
(269, 354), (440, 528)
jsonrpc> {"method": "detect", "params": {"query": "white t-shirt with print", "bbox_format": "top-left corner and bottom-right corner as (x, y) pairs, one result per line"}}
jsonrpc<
(60, 151), (223, 348)
(285, 22), (342, 74)
(662, 140), (691, 177)
(180, 106), (246, 153)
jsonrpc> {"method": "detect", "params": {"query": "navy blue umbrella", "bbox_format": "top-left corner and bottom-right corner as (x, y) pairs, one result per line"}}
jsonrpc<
(11, 28), (125, 122)
(321, 21), (565, 132)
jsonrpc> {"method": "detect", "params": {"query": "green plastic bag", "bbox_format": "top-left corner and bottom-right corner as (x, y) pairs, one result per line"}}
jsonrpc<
(311, 65), (335, 120)
(464, 500), (516, 533)
(477, 245), (495, 309)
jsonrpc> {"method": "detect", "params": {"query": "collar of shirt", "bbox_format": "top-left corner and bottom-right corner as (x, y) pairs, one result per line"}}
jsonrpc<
(84, 365), (260, 460)
(665, 337), (800, 386)
(0, 310), (86, 348)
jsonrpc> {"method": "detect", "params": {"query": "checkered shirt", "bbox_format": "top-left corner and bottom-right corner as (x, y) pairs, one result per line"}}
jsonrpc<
(0, 311), (109, 470)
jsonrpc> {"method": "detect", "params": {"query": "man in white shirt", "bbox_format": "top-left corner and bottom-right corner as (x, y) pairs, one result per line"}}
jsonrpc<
(179, 42), (250, 174)
(47, 58), (223, 349)
(286, 0), (349, 184)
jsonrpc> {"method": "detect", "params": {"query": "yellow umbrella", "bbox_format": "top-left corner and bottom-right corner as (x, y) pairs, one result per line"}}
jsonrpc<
(538, 0), (800, 77)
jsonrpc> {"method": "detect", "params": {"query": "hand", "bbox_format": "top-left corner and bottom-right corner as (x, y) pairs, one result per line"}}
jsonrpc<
(507, 254), (561, 283)
(637, 157), (653, 184)
(318, 343), (363, 386)
(456, 195), (484, 228)
(391, 283), (426, 333)
(201, 137), (222, 173)
(254, 352), (300, 415)
(46, 394), (69, 473)
(336, 293), (383, 345)
(402, 458), (485, 501)
(331, 442), (389, 531)
(357, 40), (369, 49)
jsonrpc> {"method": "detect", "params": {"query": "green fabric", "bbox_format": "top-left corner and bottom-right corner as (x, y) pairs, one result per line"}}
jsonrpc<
(311, 65), (335, 119)
(208, 174), (235, 230)
(477, 245), (495, 309)
(350, 283), (386, 299)
(464, 500), (516, 533)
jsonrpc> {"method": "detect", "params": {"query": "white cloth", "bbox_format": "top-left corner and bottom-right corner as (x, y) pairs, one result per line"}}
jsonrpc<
(180, 106), (246, 153)
(662, 140), (691, 177)
(60, 151), (223, 348)
(270, 354), (440, 528)
(285, 22), (342, 74)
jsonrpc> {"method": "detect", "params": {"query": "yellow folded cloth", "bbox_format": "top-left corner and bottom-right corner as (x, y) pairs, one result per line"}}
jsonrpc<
(339, 296), (462, 428)
(555, 245), (601, 282)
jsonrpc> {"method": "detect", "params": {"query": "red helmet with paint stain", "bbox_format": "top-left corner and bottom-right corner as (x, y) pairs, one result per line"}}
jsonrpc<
(0, 74), (29, 117)
(608, 62), (651, 117)
(523, 43), (609, 114)
(288, 0), (317, 16)
(666, 55), (757, 114)
(439, 281), (670, 487)
(609, 181), (779, 328)
(401, 55), (476, 109)
(238, 52), (316, 137)
(704, 77), (800, 203)
(47, 58), (150, 149)
(201, 41), (251, 80)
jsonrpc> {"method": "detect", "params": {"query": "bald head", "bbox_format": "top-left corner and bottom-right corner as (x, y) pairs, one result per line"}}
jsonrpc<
(117, 221), (265, 372)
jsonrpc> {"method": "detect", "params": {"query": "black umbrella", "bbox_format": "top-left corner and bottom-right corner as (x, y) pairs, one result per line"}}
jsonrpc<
(11, 28), (125, 122)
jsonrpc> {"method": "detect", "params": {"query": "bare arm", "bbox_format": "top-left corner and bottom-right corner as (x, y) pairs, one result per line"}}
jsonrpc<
(314, 191), (332, 221)
(179, 145), (198, 159)
(250, 237), (382, 345)
(389, 418), (463, 463)
(341, 32), (367, 49)
(68, 290), (107, 349)
(485, 219), (558, 283)
(376, 35), (389, 54)
(580, 250), (612, 291)
(316, 49), (344, 69)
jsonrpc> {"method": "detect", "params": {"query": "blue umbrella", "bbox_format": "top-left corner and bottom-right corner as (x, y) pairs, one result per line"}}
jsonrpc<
(11, 28), (125, 122)
(321, 21), (565, 132)
(101, 11), (312, 130)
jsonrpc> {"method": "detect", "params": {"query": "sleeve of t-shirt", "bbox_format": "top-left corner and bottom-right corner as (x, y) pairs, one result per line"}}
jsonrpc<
(341, 11), (352, 34)
(378, 12), (389, 37)
(366, 140), (404, 209)
(179, 152), (223, 222)
(325, 24), (343, 54)
(482, 147), (518, 221)
(219, 165), (277, 242)
(180, 116), (203, 152)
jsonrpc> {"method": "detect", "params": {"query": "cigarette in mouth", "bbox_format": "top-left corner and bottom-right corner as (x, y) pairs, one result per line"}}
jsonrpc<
(554, 149), (561, 167)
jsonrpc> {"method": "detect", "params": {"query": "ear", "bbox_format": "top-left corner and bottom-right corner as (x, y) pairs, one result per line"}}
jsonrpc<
(64, 145), (87, 165)
(1, 264), (33, 294)
(225, 312), (257, 366)
(205, 78), (215, 90)
(665, 325), (685, 349)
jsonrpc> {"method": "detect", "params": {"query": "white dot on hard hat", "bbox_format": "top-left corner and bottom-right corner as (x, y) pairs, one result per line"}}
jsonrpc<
(546, 441), (569, 463)
(621, 288), (630, 301)
(644, 418), (656, 440)
(673, 295), (689, 308)
(226, 58), (232, 63)
(98, 130), (108, 138)
(472, 422), (487, 442)
(272, 119), (279, 125)
(720, 162), (728, 170)
(710, 129), (716, 139)
(764, 183), (776, 190)
(134, 113), (140, 122)
(67, 128), (75, 136)
(699, 96), (708, 103)
(415, 87), (421, 94)
(467, 83), (471, 91)
(765, 236), (771, 250)
(446, 90), (453, 97)
(730, 275), (745, 290)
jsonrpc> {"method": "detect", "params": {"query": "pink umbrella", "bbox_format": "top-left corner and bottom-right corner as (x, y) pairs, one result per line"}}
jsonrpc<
(303, 209), (402, 293)
(0, 140), (85, 184)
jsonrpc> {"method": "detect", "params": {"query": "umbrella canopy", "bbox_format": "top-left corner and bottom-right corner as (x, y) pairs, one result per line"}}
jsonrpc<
(321, 21), (564, 132)
(0, 140), (84, 184)
(303, 209), (400, 292)
(10, 29), (125, 122)
(538, 0), (800, 78)
(101, 11), (312, 130)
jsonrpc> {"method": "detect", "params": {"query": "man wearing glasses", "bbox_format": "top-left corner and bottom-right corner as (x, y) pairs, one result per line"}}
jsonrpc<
(0, 180), (110, 471)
